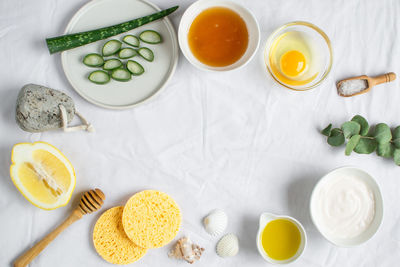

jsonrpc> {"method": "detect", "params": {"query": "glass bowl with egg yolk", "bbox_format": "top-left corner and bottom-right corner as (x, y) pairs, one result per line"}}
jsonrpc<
(265, 21), (332, 90)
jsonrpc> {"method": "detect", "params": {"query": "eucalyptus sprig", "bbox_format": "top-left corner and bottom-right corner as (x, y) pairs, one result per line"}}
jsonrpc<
(321, 115), (400, 166)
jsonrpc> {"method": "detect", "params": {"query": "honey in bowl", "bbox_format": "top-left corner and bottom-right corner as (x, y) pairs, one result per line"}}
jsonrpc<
(268, 31), (319, 86)
(188, 7), (249, 67)
(261, 219), (301, 261)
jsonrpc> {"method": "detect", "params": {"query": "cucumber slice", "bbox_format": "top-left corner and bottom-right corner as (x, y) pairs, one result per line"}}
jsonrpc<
(103, 59), (123, 70)
(138, 47), (154, 62)
(139, 30), (162, 44)
(118, 48), (137, 59)
(88, 70), (110, 84)
(102, 40), (122, 56)
(111, 68), (131, 82)
(126, 60), (145, 76)
(123, 35), (140, 47)
(83, 53), (104, 67)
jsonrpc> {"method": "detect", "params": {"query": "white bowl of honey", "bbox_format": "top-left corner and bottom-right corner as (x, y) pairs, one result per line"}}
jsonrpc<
(264, 21), (333, 90)
(178, 0), (260, 71)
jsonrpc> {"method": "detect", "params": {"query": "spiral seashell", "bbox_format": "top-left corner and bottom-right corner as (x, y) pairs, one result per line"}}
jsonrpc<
(203, 209), (228, 236)
(216, 233), (239, 257)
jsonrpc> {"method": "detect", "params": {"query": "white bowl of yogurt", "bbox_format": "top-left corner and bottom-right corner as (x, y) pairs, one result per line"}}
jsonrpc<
(310, 166), (383, 247)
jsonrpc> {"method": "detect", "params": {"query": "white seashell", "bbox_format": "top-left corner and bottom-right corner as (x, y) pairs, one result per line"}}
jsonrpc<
(203, 209), (228, 236)
(216, 234), (239, 257)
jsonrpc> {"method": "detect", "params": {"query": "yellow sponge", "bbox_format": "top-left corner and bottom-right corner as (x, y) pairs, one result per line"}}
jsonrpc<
(122, 190), (181, 249)
(93, 206), (147, 264)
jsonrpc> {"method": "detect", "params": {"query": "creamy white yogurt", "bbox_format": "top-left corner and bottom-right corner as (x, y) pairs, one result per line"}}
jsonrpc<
(313, 175), (375, 239)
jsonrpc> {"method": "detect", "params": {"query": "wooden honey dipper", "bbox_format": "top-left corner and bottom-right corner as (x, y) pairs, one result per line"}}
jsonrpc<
(14, 189), (105, 267)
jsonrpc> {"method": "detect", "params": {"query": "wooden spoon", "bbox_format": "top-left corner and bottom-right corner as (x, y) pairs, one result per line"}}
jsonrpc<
(337, 72), (396, 97)
(14, 189), (105, 267)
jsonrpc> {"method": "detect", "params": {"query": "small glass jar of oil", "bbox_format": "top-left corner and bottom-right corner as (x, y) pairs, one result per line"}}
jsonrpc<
(256, 213), (307, 264)
(264, 22), (333, 90)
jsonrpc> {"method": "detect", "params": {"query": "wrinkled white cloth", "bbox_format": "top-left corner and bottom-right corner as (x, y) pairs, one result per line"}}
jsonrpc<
(1, 0), (400, 266)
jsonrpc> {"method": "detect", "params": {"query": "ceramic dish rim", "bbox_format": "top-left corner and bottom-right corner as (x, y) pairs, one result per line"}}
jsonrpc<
(256, 214), (307, 264)
(178, 0), (260, 72)
(60, 0), (179, 110)
(309, 166), (384, 247)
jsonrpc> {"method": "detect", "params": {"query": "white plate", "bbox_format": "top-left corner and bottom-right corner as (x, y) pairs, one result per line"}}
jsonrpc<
(61, 0), (178, 109)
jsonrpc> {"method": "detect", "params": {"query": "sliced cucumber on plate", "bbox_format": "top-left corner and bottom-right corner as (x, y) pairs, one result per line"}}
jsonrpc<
(138, 47), (154, 62)
(118, 48), (137, 59)
(139, 30), (162, 44)
(83, 30), (161, 84)
(88, 70), (110, 84)
(102, 40), (122, 56)
(127, 60), (145, 76)
(83, 53), (104, 67)
(111, 68), (131, 82)
(123, 35), (140, 47)
(103, 58), (123, 70)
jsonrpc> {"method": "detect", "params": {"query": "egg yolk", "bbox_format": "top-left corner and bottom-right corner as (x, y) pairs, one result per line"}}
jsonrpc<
(279, 50), (306, 77)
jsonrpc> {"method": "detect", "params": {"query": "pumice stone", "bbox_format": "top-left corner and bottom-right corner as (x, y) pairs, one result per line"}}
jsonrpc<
(16, 84), (93, 133)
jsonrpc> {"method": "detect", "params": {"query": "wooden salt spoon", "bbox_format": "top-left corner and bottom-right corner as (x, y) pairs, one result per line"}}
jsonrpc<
(337, 72), (396, 97)
(14, 189), (105, 267)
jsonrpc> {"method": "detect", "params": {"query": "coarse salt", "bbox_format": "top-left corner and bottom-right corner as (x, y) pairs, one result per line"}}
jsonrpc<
(338, 79), (368, 96)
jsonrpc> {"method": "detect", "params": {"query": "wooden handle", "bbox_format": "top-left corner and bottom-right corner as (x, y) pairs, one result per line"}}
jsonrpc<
(370, 72), (396, 86)
(14, 209), (82, 267)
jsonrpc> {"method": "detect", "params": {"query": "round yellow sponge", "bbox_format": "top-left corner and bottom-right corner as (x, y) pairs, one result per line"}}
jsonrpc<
(122, 190), (181, 249)
(93, 206), (147, 264)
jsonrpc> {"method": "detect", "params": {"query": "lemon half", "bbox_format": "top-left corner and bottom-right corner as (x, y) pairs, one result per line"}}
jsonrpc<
(10, 142), (76, 210)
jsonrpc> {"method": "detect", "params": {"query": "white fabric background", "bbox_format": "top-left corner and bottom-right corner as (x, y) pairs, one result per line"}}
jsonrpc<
(1, 0), (400, 266)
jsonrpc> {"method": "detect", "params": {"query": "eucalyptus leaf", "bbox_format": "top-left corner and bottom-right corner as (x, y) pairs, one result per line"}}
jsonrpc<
(345, 135), (361, 156)
(393, 126), (400, 138)
(374, 123), (392, 144)
(377, 142), (394, 158)
(351, 115), (369, 136)
(327, 128), (345, 147)
(394, 149), (400, 166)
(394, 139), (400, 149)
(321, 124), (332, 137)
(392, 126), (400, 149)
(321, 116), (400, 166)
(341, 121), (360, 139)
(354, 138), (377, 154)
